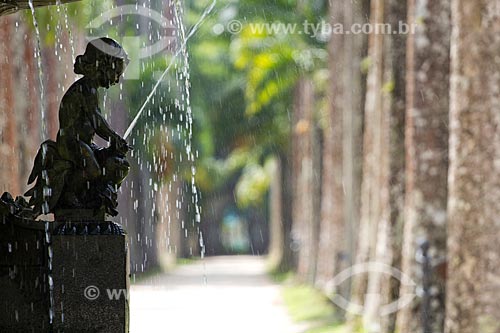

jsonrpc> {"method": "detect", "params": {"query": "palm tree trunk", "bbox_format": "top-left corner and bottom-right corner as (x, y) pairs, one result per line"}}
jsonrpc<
(0, 16), (21, 195)
(350, 0), (407, 330)
(292, 78), (318, 283)
(350, 0), (387, 314)
(444, 0), (500, 331)
(396, 0), (451, 332)
(316, 0), (345, 290)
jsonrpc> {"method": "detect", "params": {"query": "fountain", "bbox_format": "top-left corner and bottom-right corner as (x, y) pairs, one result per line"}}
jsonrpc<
(0, 37), (132, 332)
(0, 0), (215, 330)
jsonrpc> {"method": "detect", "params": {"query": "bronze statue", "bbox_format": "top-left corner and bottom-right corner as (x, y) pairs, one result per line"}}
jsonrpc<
(17, 37), (132, 218)
(0, 38), (130, 332)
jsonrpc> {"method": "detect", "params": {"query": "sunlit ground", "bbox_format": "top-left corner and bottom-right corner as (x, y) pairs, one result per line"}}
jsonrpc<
(130, 256), (304, 333)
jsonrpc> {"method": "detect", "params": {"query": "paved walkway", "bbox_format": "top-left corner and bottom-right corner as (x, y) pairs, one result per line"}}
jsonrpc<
(130, 256), (303, 333)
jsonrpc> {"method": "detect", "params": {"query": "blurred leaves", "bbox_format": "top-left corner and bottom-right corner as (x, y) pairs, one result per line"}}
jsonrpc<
(22, 0), (114, 46)
(235, 157), (275, 208)
(189, 0), (328, 207)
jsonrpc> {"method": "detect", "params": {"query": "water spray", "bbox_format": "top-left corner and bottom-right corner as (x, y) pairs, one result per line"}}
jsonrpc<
(123, 0), (216, 140)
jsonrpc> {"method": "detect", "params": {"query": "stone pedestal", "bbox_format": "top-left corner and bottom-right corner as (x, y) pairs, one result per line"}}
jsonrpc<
(52, 228), (130, 332)
(0, 205), (130, 332)
(0, 217), (50, 331)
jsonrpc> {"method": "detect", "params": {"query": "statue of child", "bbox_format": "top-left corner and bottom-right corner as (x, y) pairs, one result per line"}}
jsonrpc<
(25, 38), (132, 217)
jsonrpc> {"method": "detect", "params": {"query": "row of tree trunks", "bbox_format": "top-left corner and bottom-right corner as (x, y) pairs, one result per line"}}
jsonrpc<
(351, 0), (407, 330)
(396, 0), (451, 332)
(300, 0), (498, 331)
(445, 0), (500, 332)
(256, 1), (497, 332)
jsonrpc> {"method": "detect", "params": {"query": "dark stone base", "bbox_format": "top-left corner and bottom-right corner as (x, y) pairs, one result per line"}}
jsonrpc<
(0, 212), (130, 332)
(0, 216), (49, 331)
(54, 209), (106, 222)
(52, 232), (130, 332)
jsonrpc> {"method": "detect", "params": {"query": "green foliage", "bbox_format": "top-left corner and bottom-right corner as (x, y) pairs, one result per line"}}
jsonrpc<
(280, 283), (367, 333)
(307, 324), (352, 333)
(283, 284), (337, 323)
(22, 0), (114, 46)
(232, 28), (300, 116)
(268, 268), (294, 283)
(230, 4), (328, 116)
(235, 158), (274, 208)
(382, 80), (395, 93)
(189, 0), (329, 208)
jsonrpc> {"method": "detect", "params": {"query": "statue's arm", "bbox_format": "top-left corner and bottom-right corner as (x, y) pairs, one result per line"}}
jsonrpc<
(82, 91), (121, 142)
(83, 90), (129, 154)
(93, 106), (122, 142)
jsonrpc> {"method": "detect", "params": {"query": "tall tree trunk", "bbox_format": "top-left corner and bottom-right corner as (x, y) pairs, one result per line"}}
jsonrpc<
(200, 185), (234, 255)
(349, 0), (407, 330)
(378, 2), (407, 332)
(292, 78), (318, 283)
(340, 0), (369, 300)
(351, 0), (387, 313)
(44, 45), (59, 139)
(12, 23), (29, 188)
(396, 0), (451, 332)
(445, 1), (500, 332)
(155, 179), (182, 268)
(24, 33), (40, 153)
(316, 0), (368, 299)
(278, 151), (295, 272)
(269, 155), (296, 273)
(316, 0), (345, 289)
(268, 157), (283, 268)
(0, 16), (21, 195)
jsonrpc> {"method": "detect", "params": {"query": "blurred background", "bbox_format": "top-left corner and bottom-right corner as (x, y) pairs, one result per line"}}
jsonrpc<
(0, 0), (498, 332)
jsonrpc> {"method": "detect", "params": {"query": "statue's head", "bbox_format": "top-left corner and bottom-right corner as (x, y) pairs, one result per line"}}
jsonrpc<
(74, 37), (129, 88)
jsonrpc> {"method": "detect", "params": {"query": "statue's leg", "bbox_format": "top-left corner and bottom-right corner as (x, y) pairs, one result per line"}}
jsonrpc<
(88, 147), (129, 216)
(78, 142), (101, 178)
